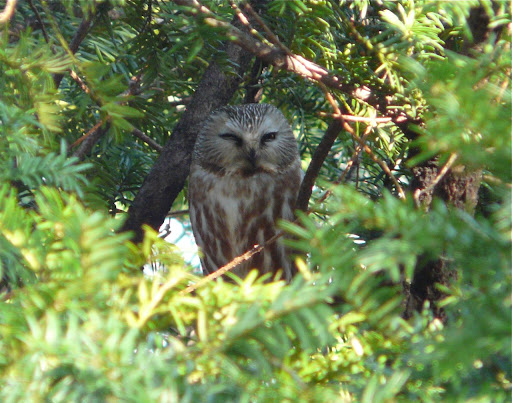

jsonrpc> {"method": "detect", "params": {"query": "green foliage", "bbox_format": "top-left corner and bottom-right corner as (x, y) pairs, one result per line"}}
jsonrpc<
(0, 0), (510, 402)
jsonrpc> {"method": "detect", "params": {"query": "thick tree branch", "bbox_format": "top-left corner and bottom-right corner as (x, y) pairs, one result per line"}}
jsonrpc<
(121, 13), (256, 242)
(296, 120), (343, 212)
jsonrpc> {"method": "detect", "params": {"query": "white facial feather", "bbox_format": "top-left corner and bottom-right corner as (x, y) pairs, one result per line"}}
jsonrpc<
(193, 103), (299, 176)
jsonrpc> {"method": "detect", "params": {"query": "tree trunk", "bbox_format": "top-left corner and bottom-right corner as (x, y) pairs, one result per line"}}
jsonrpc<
(402, 4), (497, 320)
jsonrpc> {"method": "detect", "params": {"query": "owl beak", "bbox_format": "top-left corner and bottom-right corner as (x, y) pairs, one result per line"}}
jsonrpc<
(246, 148), (257, 167)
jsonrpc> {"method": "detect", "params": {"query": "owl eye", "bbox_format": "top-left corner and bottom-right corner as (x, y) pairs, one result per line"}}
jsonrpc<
(219, 133), (243, 147)
(261, 131), (278, 144)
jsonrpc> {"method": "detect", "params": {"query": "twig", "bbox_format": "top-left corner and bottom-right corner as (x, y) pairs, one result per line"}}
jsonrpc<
(139, 0), (153, 34)
(132, 128), (163, 152)
(173, 0), (358, 97)
(68, 71), (160, 154)
(414, 153), (458, 208)
(314, 125), (374, 207)
(320, 83), (406, 200)
(242, 1), (291, 55)
(167, 210), (189, 217)
(52, 12), (96, 88)
(72, 121), (111, 161)
(180, 235), (276, 295)
(69, 119), (106, 150)
(28, 1), (90, 98)
(361, 141), (406, 199)
(27, 0), (50, 43)
(318, 112), (392, 124)
(338, 126), (373, 184)
(0, 0), (17, 24)
(69, 70), (91, 94)
(229, 0), (267, 45)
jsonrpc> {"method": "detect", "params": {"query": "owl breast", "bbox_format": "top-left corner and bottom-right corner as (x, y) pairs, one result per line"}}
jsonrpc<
(189, 159), (302, 281)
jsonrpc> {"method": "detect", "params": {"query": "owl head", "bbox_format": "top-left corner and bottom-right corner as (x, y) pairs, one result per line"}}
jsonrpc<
(193, 104), (299, 176)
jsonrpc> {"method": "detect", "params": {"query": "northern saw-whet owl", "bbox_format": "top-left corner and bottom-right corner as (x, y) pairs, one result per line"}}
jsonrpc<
(188, 103), (302, 281)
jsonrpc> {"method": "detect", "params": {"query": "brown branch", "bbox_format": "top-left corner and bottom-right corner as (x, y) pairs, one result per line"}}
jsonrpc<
(296, 120), (343, 212)
(132, 128), (163, 152)
(337, 126), (373, 185)
(0, 0), (17, 24)
(68, 73), (156, 157)
(27, 1), (91, 100)
(361, 140), (406, 200)
(173, 0), (359, 97)
(181, 232), (281, 295)
(53, 13), (96, 89)
(27, 0), (50, 43)
(242, 2), (291, 55)
(319, 112), (393, 124)
(69, 119), (105, 150)
(311, 125), (374, 208)
(121, 3), (258, 243)
(72, 121), (111, 161)
(321, 84), (406, 200)
(69, 69), (91, 94)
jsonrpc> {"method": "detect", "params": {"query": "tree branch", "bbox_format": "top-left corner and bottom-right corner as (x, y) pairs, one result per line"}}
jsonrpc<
(296, 120), (343, 212)
(73, 121), (111, 161)
(174, 0), (351, 90)
(173, 0), (390, 109)
(121, 6), (257, 243)
(27, 0), (50, 43)
(132, 128), (163, 153)
(53, 13), (96, 88)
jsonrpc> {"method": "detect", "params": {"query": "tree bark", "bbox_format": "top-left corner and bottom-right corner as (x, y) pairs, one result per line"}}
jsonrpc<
(120, 16), (255, 243)
(402, 4), (496, 320)
(403, 163), (482, 320)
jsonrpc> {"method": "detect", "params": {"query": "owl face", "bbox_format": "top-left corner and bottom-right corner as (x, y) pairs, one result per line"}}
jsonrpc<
(193, 104), (299, 176)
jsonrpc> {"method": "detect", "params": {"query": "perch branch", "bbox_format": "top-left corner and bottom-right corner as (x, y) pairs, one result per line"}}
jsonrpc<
(180, 233), (281, 295)
(121, 1), (257, 243)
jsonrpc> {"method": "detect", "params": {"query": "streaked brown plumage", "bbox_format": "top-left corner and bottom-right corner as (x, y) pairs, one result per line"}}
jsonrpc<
(188, 104), (302, 281)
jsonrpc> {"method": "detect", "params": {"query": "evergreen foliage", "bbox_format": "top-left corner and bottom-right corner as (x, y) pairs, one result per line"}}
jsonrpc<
(0, 0), (510, 401)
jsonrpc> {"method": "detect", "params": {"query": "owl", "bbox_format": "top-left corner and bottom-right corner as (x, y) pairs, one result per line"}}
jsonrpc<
(188, 103), (302, 281)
